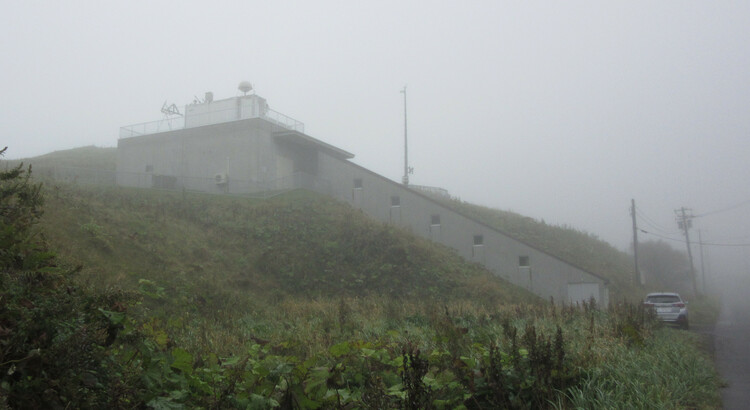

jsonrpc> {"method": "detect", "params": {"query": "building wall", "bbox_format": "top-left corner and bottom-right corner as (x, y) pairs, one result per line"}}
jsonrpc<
(315, 151), (609, 305)
(116, 118), (295, 193)
(184, 95), (268, 128)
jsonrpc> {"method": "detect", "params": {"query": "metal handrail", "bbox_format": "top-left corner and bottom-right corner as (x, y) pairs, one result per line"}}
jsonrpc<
(119, 106), (304, 139)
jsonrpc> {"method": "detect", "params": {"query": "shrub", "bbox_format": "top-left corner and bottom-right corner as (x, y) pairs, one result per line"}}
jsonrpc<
(0, 148), (139, 408)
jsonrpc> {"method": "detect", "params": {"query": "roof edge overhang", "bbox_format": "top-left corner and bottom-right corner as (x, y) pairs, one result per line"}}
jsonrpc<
(273, 130), (355, 160)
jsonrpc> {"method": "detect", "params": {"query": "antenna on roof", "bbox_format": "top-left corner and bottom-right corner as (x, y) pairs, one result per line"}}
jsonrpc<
(161, 101), (182, 117)
(238, 81), (253, 95)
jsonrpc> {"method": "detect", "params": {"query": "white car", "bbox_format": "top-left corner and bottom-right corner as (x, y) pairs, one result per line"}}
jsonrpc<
(644, 292), (689, 329)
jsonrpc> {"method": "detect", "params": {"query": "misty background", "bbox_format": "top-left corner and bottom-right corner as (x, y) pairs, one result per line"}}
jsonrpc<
(2, 1), (749, 288)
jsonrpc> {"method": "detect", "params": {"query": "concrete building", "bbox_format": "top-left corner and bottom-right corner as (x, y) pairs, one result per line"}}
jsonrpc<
(116, 87), (609, 305)
(117, 91), (352, 194)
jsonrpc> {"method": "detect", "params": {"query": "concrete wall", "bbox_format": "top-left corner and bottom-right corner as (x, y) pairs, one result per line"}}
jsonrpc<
(316, 151), (609, 306)
(184, 95), (268, 128)
(116, 118), (295, 194)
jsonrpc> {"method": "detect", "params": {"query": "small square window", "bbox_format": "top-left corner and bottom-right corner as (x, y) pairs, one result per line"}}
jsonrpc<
(519, 256), (530, 267)
(431, 215), (441, 225)
(145, 165), (153, 173)
(391, 196), (400, 207)
(353, 178), (363, 189)
(473, 235), (484, 246)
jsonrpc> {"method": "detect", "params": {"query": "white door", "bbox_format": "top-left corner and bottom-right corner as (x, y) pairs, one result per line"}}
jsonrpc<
(567, 283), (600, 305)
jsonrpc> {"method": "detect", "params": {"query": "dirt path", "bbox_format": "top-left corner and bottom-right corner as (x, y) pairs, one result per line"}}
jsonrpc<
(713, 283), (750, 409)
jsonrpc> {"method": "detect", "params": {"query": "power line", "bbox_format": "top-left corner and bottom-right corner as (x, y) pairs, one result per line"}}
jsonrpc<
(694, 198), (750, 218)
(634, 206), (681, 235)
(639, 229), (683, 243)
(640, 228), (750, 247)
(694, 240), (750, 248)
(636, 212), (681, 235)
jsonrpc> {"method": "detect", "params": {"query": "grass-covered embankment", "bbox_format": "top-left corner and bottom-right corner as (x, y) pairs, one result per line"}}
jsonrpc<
(115, 286), (723, 408)
(0, 148), (723, 408)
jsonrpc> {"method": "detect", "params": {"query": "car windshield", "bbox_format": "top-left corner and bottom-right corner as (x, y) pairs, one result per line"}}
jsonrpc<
(646, 295), (681, 304)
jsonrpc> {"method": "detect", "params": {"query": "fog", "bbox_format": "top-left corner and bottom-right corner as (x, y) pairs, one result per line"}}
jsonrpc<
(2, 1), (749, 286)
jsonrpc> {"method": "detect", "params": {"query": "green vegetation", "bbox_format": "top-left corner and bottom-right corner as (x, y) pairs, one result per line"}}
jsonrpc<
(41, 184), (535, 302)
(686, 295), (721, 326)
(0, 149), (138, 408)
(39, 183), (540, 360)
(0, 147), (722, 408)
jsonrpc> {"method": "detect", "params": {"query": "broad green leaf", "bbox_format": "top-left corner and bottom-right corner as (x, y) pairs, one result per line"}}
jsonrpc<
(460, 355), (476, 368)
(98, 308), (126, 325)
(221, 355), (241, 367)
(170, 348), (193, 375)
(154, 329), (169, 349)
(360, 347), (376, 357)
(329, 341), (351, 358)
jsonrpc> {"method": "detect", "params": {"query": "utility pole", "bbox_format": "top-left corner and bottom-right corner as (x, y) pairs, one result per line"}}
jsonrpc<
(631, 199), (642, 286)
(698, 230), (707, 294)
(676, 207), (698, 296)
(400, 86), (410, 186)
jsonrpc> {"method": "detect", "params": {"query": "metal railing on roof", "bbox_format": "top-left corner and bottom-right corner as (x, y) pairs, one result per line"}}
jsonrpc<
(119, 117), (185, 138)
(119, 107), (304, 139)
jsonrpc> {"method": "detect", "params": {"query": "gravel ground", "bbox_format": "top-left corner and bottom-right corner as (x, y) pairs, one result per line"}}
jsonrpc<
(711, 283), (750, 410)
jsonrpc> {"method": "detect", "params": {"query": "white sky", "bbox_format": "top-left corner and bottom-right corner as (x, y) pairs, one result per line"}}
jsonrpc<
(3, 1), (749, 277)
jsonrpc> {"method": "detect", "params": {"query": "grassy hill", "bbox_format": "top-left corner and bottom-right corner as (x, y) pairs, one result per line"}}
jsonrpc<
(7, 145), (116, 170)
(41, 184), (533, 305)
(0, 146), (722, 409)
(16, 145), (645, 300)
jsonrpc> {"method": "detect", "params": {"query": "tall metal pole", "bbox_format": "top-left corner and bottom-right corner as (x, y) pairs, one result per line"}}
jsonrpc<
(698, 230), (707, 294)
(631, 199), (642, 286)
(401, 86), (409, 185)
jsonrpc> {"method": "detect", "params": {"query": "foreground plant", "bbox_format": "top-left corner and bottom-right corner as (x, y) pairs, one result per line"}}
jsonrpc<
(91, 296), (720, 409)
(0, 148), (722, 409)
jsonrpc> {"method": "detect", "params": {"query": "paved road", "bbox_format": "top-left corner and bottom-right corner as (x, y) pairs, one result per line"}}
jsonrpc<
(714, 280), (750, 409)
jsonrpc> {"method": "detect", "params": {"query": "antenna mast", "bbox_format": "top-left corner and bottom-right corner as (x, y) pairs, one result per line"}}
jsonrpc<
(401, 86), (412, 185)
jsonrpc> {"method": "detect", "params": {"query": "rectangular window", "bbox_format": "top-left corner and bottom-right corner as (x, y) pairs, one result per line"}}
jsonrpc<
(431, 215), (441, 226)
(519, 256), (530, 267)
(472, 234), (485, 259)
(353, 178), (363, 189)
(429, 214), (441, 240)
(391, 196), (400, 207)
(145, 165), (153, 173)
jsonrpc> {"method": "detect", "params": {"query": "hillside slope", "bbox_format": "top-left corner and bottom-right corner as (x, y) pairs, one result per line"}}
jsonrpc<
(9, 145), (116, 170)
(40, 184), (536, 305)
(0, 146), (722, 409)
(15, 145), (644, 300)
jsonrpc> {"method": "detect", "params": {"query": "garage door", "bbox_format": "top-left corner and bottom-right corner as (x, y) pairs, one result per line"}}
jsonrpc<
(567, 283), (600, 305)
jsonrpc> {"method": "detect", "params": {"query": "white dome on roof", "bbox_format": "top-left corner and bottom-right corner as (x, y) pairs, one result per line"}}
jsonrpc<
(238, 81), (252, 94)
